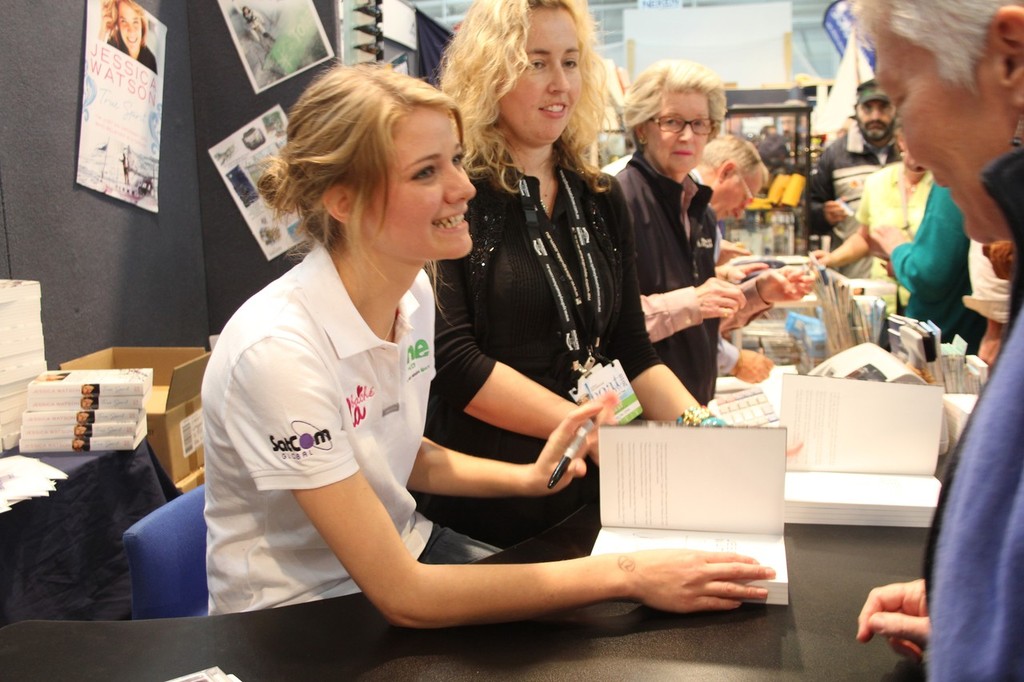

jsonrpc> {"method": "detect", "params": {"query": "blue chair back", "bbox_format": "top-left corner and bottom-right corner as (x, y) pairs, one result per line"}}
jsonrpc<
(123, 484), (208, 619)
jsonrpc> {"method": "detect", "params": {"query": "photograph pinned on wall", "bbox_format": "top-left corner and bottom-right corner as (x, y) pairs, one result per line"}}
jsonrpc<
(218, 0), (334, 94)
(77, 0), (167, 213)
(208, 105), (300, 261)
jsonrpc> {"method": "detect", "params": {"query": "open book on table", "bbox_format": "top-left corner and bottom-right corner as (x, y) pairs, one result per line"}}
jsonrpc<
(780, 373), (944, 526)
(591, 425), (789, 605)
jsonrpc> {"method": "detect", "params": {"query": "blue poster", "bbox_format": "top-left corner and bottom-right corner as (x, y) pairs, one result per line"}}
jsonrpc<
(822, 0), (875, 69)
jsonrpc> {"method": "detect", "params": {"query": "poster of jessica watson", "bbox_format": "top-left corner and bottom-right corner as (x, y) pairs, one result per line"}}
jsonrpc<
(77, 0), (167, 213)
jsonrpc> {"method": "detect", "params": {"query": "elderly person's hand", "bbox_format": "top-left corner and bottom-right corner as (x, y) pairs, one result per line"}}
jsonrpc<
(754, 266), (813, 303)
(695, 277), (746, 319)
(856, 579), (930, 663)
(717, 239), (752, 266)
(731, 349), (773, 383)
(716, 261), (769, 284)
(867, 225), (910, 260)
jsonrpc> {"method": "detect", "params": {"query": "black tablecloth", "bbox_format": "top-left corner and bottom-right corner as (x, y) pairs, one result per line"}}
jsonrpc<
(0, 440), (175, 625)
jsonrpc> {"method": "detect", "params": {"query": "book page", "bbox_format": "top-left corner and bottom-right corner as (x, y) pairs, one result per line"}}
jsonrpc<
(780, 374), (943, 475)
(598, 425), (787, 536)
(591, 527), (789, 605)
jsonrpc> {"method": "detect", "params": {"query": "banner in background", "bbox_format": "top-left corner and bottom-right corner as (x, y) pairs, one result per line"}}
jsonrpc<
(208, 105), (300, 261)
(822, 0), (875, 69)
(77, 0), (167, 213)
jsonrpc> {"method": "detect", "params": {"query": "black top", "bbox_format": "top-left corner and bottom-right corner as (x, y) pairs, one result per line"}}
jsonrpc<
(422, 170), (662, 547)
(617, 151), (721, 405)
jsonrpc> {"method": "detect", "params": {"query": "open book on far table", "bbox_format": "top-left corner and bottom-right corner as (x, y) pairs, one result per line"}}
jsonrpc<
(592, 425), (789, 605)
(780, 373), (944, 527)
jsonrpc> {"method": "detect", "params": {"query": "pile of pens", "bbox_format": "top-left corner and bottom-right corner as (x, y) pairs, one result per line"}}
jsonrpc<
(807, 257), (886, 357)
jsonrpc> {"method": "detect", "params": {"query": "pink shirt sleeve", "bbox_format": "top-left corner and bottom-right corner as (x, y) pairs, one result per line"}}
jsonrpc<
(641, 287), (701, 343)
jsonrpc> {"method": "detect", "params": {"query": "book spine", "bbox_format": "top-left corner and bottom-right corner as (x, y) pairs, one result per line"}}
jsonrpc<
(21, 421), (140, 439)
(26, 394), (146, 411)
(20, 408), (143, 426)
(28, 382), (147, 397)
(19, 433), (141, 452)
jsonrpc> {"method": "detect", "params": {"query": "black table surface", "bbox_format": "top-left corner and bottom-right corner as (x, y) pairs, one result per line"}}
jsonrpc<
(0, 504), (926, 680)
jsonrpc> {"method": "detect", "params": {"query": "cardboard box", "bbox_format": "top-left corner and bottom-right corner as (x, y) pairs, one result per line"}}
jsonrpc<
(62, 347), (209, 484)
(175, 466), (205, 493)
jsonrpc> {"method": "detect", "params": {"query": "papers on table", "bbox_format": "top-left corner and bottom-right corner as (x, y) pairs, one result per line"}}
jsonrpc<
(593, 425), (789, 605)
(0, 455), (68, 513)
(780, 374), (944, 526)
(166, 666), (243, 682)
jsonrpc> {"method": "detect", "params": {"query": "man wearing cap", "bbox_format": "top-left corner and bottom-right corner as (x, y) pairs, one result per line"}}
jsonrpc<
(809, 79), (900, 278)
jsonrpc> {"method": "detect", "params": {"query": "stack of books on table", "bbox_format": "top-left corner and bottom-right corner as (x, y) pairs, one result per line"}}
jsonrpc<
(592, 424), (790, 605)
(19, 368), (153, 453)
(0, 280), (48, 451)
(780, 373), (944, 527)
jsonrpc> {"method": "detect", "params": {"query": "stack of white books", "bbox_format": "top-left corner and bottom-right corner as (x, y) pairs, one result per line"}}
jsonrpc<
(0, 280), (48, 451)
(592, 424), (790, 605)
(780, 374), (944, 527)
(0, 455), (68, 513)
(20, 369), (152, 453)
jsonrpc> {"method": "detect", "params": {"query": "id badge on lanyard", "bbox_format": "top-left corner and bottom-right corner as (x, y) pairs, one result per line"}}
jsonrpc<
(569, 359), (643, 424)
(519, 172), (642, 424)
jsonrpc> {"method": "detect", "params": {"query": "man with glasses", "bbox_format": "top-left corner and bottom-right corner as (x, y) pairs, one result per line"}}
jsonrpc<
(809, 78), (900, 278)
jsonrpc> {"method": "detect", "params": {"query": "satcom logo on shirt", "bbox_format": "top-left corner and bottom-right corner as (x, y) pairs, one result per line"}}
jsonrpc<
(346, 384), (376, 428)
(268, 420), (333, 460)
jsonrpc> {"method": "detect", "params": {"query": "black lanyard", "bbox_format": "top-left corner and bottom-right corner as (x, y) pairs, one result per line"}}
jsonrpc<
(518, 170), (607, 370)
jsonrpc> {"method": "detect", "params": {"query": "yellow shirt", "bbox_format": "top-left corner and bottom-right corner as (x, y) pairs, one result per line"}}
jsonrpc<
(855, 163), (933, 310)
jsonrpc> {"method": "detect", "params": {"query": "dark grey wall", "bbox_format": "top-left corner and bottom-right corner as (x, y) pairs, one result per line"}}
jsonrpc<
(0, 1), (341, 364)
(187, 0), (337, 335)
(0, 1), (209, 368)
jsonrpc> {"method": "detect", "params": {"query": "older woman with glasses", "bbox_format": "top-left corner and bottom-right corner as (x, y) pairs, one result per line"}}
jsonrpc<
(617, 60), (810, 402)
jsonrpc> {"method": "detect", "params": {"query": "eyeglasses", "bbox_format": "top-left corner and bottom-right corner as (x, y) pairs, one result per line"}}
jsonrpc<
(736, 168), (756, 202)
(650, 116), (715, 136)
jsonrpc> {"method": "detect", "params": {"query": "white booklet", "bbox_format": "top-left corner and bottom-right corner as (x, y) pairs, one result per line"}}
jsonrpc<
(780, 374), (944, 526)
(592, 424), (789, 605)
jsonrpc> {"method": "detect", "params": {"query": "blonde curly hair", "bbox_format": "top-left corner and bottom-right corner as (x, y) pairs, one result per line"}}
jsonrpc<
(257, 63), (462, 256)
(439, 0), (608, 194)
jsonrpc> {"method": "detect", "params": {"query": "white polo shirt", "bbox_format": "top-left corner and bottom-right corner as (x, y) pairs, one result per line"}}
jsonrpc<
(204, 246), (436, 614)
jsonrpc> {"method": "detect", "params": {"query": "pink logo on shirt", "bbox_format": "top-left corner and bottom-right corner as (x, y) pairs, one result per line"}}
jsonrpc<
(346, 384), (376, 427)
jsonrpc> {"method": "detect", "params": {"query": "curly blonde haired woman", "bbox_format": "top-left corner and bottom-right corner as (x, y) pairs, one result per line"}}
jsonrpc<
(422, 0), (700, 547)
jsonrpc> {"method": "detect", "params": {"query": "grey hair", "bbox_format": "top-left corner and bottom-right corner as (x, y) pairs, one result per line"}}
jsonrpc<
(623, 59), (726, 147)
(853, 0), (1019, 89)
(701, 135), (769, 188)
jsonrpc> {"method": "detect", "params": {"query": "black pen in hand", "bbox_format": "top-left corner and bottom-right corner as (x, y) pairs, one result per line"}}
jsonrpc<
(547, 419), (596, 489)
